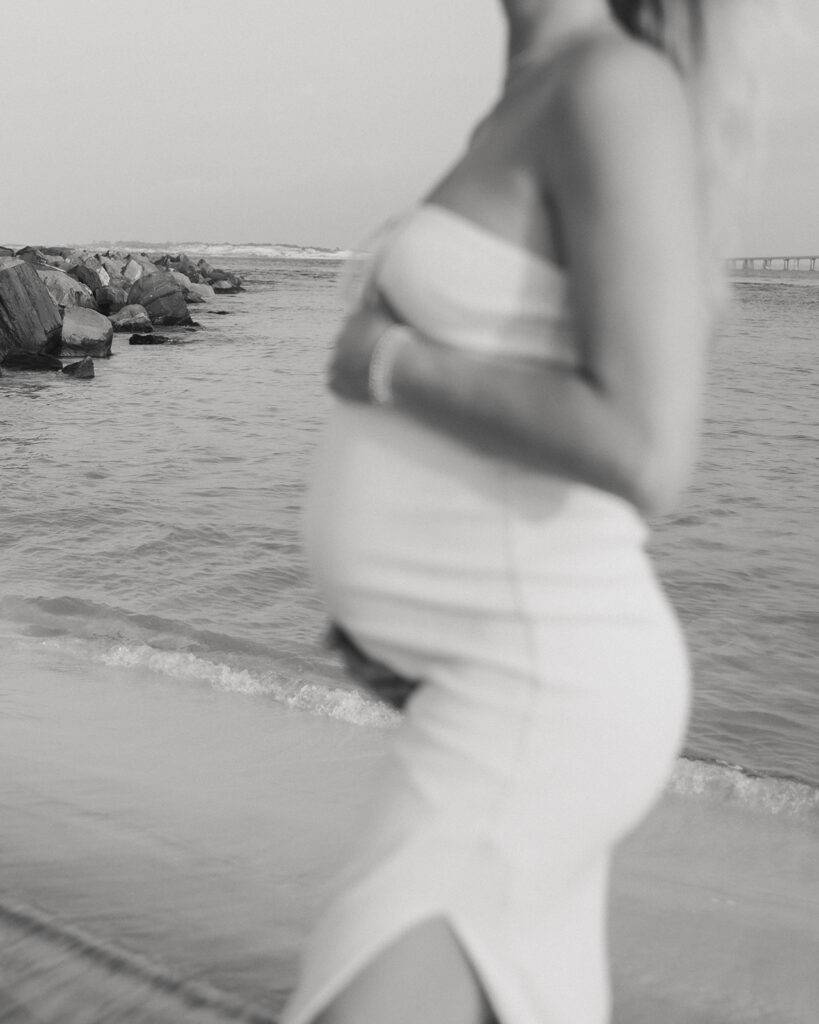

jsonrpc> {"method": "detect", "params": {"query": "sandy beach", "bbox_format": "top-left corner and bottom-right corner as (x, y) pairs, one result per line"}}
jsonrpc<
(2, 637), (817, 1024)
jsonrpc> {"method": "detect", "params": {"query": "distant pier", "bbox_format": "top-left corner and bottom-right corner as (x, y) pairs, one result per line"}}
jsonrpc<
(729, 256), (819, 271)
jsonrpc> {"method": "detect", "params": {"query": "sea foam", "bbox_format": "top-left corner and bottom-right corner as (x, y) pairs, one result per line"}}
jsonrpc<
(670, 756), (819, 820)
(98, 642), (397, 729)
(93, 640), (819, 821)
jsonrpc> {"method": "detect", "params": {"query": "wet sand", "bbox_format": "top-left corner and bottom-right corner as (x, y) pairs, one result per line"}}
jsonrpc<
(2, 639), (817, 1023)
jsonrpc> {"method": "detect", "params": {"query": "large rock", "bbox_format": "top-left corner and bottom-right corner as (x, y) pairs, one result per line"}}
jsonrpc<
(110, 304), (152, 333)
(186, 281), (215, 302)
(169, 270), (208, 304)
(62, 356), (94, 379)
(131, 255), (160, 277)
(36, 267), (97, 312)
(101, 256), (125, 280)
(0, 245), (16, 258)
(127, 272), (192, 326)
(212, 278), (242, 294)
(122, 258), (144, 285)
(95, 285), (129, 315)
(61, 307), (113, 358)
(14, 246), (50, 267)
(169, 270), (192, 291)
(196, 258), (218, 280)
(37, 246), (75, 259)
(176, 253), (201, 282)
(0, 259), (63, 359)
(68, 257), (110, 293)
(197, 259), (243, 292)
(129, 334), (169, 345)
(1, 351), (63, 371)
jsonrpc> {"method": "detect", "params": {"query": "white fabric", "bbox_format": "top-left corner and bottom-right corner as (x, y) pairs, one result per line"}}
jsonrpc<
(376, 204), (576, 365)
(283, 205), (690, 1024)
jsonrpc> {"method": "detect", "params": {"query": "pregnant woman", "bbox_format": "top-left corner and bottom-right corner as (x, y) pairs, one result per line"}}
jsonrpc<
(285, 1), (758, 1022)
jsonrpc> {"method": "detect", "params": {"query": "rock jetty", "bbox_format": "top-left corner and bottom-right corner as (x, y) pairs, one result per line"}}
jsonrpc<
(0, 259), (63, 358)
(0, 244), (243, 380)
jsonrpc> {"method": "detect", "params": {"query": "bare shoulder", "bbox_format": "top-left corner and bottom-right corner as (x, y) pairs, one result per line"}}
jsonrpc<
(537, 32), (694, 181)
(549, 31), (689, 126)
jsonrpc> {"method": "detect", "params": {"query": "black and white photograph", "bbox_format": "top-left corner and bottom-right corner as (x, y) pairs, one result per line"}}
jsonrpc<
(1, 2), (817, 1022)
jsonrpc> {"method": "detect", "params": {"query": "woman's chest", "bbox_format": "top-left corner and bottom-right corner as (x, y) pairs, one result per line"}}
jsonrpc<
(373, 205), (576, 366)
(422, 103), (565, 270)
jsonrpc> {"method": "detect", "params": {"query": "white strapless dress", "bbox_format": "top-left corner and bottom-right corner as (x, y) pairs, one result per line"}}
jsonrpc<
(283, 205), (690, 1024)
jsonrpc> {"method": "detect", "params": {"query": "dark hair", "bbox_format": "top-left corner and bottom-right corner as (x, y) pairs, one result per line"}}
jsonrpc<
(609, 0), (705, 69)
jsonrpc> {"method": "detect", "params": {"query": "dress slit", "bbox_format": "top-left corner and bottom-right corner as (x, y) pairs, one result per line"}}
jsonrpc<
(287, 905), (524, 1024)
(282, 827), (542, 1024)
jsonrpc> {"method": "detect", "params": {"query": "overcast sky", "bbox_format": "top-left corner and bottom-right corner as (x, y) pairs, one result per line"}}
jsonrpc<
(1, 1), (816, 253)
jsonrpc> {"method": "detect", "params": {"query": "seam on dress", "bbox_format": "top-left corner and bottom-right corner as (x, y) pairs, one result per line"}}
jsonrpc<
(490, 464), (544, 827)
(492, 462), (545, 944)
(499, 461), (543, 755)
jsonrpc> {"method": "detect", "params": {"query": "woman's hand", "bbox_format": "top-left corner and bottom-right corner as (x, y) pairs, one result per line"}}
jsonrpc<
(328, 280), (400, 403)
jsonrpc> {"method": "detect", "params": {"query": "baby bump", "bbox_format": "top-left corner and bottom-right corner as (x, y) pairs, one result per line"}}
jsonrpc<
(306, 401), (660, 643)
(306, 400), (690, 777)
(306, 402), (512, 617)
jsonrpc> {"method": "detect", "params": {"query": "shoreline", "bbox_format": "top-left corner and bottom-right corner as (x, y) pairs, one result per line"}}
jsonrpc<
(2, 635), (817, 1024)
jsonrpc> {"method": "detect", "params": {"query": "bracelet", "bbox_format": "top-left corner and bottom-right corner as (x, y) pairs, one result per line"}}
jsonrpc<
(368, 325), (407, 406)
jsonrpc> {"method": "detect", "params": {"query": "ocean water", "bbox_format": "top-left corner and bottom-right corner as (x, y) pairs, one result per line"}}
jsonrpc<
(1, 253), (817, 1022)
(652, 274), (819, 788)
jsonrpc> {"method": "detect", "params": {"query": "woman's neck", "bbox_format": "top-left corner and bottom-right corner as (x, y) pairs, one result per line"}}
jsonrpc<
(502, 0), (612, 77)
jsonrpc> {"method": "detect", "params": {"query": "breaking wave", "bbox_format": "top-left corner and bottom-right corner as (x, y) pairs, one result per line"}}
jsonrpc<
(94, 640), (398, 730)
(37, 631), (819, 821)
(670, 756), (819, 820)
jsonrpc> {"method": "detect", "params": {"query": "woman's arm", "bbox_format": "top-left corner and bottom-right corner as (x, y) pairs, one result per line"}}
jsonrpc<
(331, 42), (711, 516)
(331, 298), (666, 513)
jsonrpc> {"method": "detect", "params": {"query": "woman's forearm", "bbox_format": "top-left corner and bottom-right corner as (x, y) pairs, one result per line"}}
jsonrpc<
(328, 288), (701, 515)
(388, 328), (692, 515)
